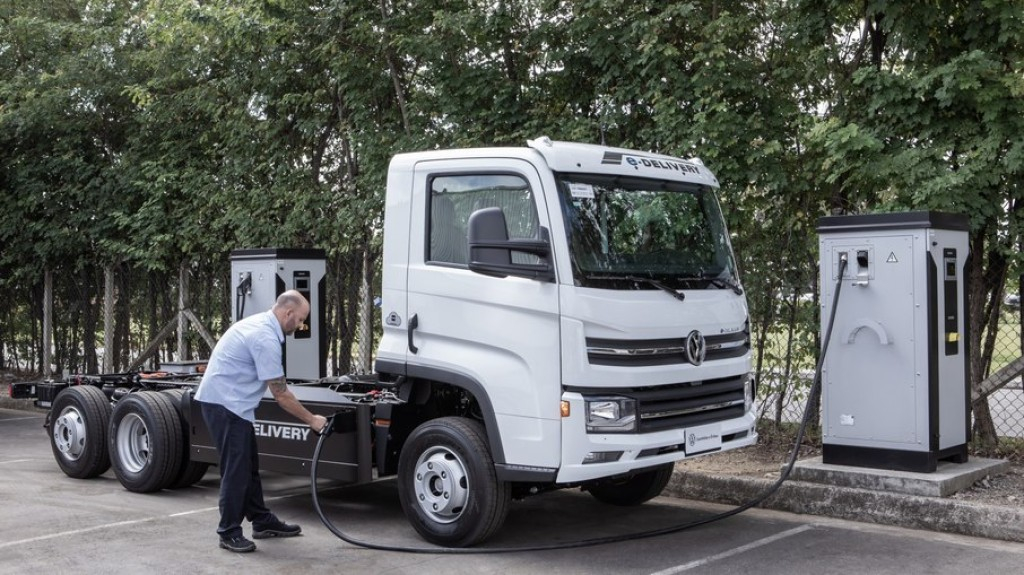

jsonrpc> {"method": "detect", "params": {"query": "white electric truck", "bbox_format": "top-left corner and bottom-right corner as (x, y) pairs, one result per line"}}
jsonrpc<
(12, 137), (756, 547)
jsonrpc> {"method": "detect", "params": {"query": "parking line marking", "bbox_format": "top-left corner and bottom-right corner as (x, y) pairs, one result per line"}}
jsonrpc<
(0, 416), (44, 422)
(0, 484), (345, 549)
(0, 518), (159, 550)
(169, 506), (219, 518)
(0, 459), (35, 465)
(649, 524), (814, 574)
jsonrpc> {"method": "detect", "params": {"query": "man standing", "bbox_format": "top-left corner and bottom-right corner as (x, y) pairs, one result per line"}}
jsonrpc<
(194, 290), (329, 553)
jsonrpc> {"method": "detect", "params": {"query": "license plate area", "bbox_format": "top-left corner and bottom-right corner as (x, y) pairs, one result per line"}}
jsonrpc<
(684, 423), (723, 455)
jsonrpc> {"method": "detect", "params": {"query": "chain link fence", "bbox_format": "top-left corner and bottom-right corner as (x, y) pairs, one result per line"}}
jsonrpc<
(2, 249), (1022, 452)
(986, 303), (1022, 438)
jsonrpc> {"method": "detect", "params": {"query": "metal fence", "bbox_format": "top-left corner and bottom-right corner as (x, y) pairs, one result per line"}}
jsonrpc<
(2, 250), (1022, 451)
(0, 248), (380, 380)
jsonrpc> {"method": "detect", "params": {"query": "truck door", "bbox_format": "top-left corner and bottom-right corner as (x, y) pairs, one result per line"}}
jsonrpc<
(406, 157), (561, 471)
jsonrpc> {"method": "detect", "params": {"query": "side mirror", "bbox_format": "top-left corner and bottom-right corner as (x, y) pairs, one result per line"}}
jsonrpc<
(467, 207), (555, 282)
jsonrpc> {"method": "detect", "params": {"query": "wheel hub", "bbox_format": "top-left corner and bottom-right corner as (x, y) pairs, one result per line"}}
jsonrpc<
(412, 447), (469, 524)
(53, 407), (86, 461)
(115, 413), (151, 474)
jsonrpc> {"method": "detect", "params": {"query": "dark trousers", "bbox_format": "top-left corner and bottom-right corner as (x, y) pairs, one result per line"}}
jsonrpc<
(199, 401), (273, 538)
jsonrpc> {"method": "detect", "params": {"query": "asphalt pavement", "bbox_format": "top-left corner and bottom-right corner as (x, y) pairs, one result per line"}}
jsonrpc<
(3, 405), (1024, 574)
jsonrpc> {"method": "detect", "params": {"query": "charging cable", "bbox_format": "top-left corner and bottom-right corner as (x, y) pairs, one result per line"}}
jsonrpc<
(235, 273), (252, 321)
(310, 256), (850, 553)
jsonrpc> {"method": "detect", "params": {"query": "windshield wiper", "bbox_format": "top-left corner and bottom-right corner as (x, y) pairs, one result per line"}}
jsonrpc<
(579, 273), (686, 302)
(673, 271), (744, 295)
(629, 276), (686, 301)
(708, 276), (744, 295)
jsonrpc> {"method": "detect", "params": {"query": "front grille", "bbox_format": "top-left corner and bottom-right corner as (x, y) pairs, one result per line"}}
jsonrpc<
(573, 374), (747, 433)
(587, 331), (748, 367)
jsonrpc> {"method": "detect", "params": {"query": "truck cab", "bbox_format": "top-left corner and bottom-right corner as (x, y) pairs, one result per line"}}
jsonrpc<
(375, 137), (756, 544)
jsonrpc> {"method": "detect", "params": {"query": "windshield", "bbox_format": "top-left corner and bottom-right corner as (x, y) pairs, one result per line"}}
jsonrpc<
(556, 173), (739, 290)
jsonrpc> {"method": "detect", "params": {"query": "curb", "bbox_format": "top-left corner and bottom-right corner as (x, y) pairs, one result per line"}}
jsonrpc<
(666, 470), (1024, 543)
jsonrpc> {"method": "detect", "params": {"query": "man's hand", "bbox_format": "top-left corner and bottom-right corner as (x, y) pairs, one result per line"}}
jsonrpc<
(266, 377), (328, 435)
(311, 414), (329, 435)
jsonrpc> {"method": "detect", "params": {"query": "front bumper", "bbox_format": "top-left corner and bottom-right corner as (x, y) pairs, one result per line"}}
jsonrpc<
(555, 392), (757, 483)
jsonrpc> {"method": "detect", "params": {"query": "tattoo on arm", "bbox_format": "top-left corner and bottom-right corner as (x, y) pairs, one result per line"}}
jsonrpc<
(267, 377), (287, 394)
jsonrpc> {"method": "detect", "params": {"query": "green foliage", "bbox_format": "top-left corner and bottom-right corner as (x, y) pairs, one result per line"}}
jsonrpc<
(1, 1), (1023, 428)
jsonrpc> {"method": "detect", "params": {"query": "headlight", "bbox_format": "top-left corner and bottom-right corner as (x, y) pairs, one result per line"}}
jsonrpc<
(585, 397), (637, 433)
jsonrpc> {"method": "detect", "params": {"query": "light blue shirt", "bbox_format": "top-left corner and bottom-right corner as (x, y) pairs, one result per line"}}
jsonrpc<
(194, 311), (285, 421)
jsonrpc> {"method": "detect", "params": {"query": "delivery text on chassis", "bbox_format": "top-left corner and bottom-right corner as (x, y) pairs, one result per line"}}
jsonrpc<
(253, 420), (311, 441)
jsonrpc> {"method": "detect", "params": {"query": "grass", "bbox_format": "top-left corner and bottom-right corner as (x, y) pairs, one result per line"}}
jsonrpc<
(988, 310), (1022, 373)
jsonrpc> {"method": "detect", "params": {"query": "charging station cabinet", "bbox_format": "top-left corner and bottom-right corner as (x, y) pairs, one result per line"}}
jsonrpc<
(817, 212), (970, 472)
(230, 248), (327, 381)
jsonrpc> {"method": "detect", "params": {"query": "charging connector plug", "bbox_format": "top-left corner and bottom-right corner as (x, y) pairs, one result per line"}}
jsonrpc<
(838, 252), (849, 278)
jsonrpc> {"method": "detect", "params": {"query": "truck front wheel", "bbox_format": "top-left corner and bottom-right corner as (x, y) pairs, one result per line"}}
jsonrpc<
(584, 462), (675, 506)
(49, 385), (112, 479)
(108, 391), (183, 492)
(397, 417), (510, 547)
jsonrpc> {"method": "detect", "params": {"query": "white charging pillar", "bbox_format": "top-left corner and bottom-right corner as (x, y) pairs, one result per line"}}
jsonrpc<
(817, 212), (970, 472)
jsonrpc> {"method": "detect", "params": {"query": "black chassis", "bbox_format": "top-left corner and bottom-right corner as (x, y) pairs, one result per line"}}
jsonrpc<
(10, 373), (376, 485)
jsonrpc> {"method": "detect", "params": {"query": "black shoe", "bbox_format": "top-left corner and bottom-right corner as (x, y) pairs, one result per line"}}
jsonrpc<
(219, 535), (256, 553)
(252, 518), (302, 539)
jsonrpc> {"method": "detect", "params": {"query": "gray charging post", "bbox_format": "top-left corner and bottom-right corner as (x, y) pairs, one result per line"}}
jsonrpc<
(817, 212), (970, 472)
(230, 248), (327, 381)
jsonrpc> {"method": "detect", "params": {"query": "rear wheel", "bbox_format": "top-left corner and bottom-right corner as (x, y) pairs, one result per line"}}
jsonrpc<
(585, 463), (675, 506)
(161, 388), (209, 488)
(49, 385), (112, 479)
(109, 391), (183, 492)
(397, 417), (510, 547)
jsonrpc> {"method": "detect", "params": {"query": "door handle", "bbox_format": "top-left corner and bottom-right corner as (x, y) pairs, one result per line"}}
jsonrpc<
(407, 313), (419, 354)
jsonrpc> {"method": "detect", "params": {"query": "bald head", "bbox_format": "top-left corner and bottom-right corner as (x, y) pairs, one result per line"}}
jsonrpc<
(275, 290), (308, 310)
(272, 290), (310, 335)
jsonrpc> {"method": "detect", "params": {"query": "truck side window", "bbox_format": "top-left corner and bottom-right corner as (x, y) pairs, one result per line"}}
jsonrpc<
(428, 174), (539, 266)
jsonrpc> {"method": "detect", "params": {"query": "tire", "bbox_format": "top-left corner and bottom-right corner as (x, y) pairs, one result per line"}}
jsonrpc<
(585, 463), (675, 506)
(396, 417), (510, 547)
(49, 385), (112, 479)
(108, 391), (183, 492)
(161, 388), (209, 488)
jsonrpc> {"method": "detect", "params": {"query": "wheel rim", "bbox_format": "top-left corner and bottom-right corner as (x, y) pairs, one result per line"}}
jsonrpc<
(412, 446), (470, 524)
(53, 406), (87, 461)
(116, 413), (151, 473)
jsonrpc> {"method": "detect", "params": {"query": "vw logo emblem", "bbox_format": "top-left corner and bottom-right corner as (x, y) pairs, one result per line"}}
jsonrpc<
(685, 330), (706, 366)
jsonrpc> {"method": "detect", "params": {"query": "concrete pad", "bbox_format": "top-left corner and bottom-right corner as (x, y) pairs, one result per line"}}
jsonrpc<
(669, 469), (1024, 543)
(787, 456), (1010, 497)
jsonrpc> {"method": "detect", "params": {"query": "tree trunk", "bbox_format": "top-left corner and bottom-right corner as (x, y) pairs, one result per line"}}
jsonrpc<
(103, 265), (115, 373)
(968, 231), (1004, 444)
(178, 262), (190, 361)
(148, 271), (159, 369)
(378, 0), (411, 135)
(115, 263), (131, 370)
(356, 241), (374, 373)
(42, 271), (52, 378)
(775, 295), (800, 428)
(972, 398), (999, 446)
